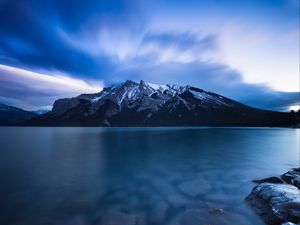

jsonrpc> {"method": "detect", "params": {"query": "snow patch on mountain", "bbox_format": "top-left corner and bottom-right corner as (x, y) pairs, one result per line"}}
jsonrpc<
(49, 80), (242, 119)
(146, 82), (168, 92)
(189, 89), (233, 107)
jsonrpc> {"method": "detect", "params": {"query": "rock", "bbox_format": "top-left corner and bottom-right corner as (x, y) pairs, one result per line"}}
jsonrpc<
(291, 176), (300, 189)
(169, 208), (251, 225)
(101, 210), (139, 225)
(151, 176), (177, 197)
(61, 216), (89, 225)
(253, 176), (285, 184)
(178, 179), (211, 197)
(205, 191), (240, 203)
(246, 168), (300, 225)
(149, 201), (169, 224)
(275, 201), (300, 222)
(167, 193), (192, 207)
(281, 168), (300, 185)
(209, 208), (224, 214)
(294, 168), (300, 173)
(103, 119), (111, 126)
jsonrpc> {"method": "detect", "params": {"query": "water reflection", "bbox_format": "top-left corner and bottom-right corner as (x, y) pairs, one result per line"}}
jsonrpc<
(0, 127), (298, 225)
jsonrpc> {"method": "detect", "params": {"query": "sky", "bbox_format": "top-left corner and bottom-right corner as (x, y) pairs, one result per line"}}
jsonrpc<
(0, 0), (299, 111)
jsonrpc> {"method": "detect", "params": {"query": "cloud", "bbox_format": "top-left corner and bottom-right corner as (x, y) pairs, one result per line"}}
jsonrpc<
(137, 32), (218, 63)
(109, 61), (299, 111)
(0, 64), (102, 110)
(60, 28), (218, 66)
(141, 32), (217, 52)
(0, 0), (129, 78)
(0, 0), (298, 111)
(283, 28), (300, 42)
(58, 24), (145, 63)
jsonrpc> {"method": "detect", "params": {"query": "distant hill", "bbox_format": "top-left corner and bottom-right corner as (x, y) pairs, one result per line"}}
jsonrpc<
(0, 103), (37, 125)
(22, 80), (298, 127)
(31, 109), (51, 115)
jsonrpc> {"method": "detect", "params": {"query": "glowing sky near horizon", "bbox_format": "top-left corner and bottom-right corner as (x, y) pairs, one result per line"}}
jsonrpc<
(0, 0), (299, 110)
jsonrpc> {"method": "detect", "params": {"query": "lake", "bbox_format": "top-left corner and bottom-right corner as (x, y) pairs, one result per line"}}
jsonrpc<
(0, 127), (299, 225)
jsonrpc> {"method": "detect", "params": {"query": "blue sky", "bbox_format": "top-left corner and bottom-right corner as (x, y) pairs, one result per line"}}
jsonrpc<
(0, 0), (299, 111)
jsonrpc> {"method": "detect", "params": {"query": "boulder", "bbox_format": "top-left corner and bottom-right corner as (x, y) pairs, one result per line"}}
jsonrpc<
(253, 176), (285, 184)
(292, 176), (300, 189)
(246, 168), (300, 225)
(281, 169), (300, 185)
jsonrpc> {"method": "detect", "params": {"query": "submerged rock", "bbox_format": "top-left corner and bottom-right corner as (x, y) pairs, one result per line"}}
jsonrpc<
(149, 201), (169, 224)
(100, 210), (139, 225)
(169, 208), (251, 225)
(167, 193), (193, 207)
(246, 168), (300, 225)
(209, 208), (225, 214)
(178, 178), (211, 197)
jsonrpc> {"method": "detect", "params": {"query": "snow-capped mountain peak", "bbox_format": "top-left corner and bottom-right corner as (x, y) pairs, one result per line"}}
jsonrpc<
(50, 80), (239, 119)
(25, 80), (296, 127)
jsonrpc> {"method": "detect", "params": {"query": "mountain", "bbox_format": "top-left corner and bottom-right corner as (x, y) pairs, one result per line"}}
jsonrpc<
(0, 103), (37, 125)
(23, 80), (297, 127)
(32, 109), (51, 115)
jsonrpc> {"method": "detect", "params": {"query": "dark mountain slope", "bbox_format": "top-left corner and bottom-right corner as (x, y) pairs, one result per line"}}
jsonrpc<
(0, 104), (37, 125)
(23, 80), (297, 127)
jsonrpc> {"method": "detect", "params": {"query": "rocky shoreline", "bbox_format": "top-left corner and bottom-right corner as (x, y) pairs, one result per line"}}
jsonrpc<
(246, 168), (300, 225)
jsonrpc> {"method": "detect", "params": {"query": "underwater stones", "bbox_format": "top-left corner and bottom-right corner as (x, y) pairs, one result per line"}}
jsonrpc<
(149, 201), (169, 224)
(205, 191), (239, 203)
(151, 176), (176, 197)
(178, 179), (211, 197)
(167, 194), (192, 208)
(100, 210), (139, 225)
(246, 168), (300, 225)
(176, 208), (204, 225)
(169, 208), (251, 225)
(209, 208), (225, 214)
(60, 216), (89, 225)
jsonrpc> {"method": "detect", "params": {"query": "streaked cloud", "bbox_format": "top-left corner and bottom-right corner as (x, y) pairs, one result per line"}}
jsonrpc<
(110, 61), (299, 111)
(0, 64), (102, 110)
(138, 32), (217, 63)
(0, 0), (298, 111)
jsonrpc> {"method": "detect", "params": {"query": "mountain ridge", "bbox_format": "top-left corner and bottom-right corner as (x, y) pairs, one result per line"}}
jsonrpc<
(22, 80), (298, 127)
(0, 103), (37, 125)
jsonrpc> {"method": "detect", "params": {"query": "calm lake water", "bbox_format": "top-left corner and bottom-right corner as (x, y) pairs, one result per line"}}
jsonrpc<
(0, 127), (299, 225)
